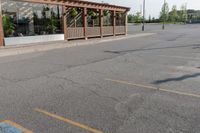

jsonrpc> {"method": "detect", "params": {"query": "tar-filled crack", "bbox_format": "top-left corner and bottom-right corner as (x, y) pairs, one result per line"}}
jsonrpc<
(0, 54), (123, 85)
(51, 76), (120, 103)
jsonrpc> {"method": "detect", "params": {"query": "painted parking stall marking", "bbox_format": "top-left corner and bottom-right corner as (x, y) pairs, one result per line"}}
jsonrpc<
(35, 108), (104, 133)
(0, 120), (34, 133)
(105, 78), (200, 99)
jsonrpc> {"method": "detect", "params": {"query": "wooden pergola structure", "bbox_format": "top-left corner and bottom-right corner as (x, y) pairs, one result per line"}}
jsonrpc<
(0, 0), (130, 46)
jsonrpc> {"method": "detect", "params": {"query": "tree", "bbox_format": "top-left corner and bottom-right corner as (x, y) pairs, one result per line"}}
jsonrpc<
(160, 1), (169, 22)
(169, 5), (178, 23)
(2, 15), (15, 37)
(180, 4), (188, 23)
(133, 12), (142, 23)
(152, 17), (155, 23)
(128, 14), (134, 23)
(148, 15), (152, 23)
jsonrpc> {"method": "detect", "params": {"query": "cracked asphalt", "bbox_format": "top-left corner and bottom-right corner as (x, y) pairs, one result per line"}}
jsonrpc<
(0, 24), (200, 133)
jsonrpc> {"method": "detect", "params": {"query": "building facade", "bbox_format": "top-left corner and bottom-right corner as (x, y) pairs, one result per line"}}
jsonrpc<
(188, 10), (200, 23)
(0, 0), (130, 46)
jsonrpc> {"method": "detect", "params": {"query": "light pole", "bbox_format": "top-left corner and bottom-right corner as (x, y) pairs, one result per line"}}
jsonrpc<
(142, 0), (145, 31)
(162, 0), (166, 30)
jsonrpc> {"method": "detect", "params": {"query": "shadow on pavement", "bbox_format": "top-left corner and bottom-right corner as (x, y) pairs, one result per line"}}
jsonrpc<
(152, 73), (200, 84)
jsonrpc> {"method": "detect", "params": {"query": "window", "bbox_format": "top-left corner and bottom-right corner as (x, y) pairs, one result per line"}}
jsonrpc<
(1, 0), (63, 37)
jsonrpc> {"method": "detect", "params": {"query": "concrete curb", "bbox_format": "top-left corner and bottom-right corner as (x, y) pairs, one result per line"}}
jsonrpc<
(0, 33), (155, 57)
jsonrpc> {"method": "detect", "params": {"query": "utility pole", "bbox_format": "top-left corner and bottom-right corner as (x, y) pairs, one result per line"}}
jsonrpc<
(162, 0), (166, 30)
(142, 0), (145, 31)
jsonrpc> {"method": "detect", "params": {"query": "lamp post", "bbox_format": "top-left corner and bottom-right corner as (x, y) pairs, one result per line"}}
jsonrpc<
(162, 0), (166, 30)
(142, 0), (145, 31)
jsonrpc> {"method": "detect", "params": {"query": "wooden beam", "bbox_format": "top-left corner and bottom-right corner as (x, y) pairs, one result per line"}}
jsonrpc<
(0, 3), (4, 47)
(62, 6), (68, 40)
(99, 9), (103, 38)
(113, 10), (116, 36)
(21, 0), (130, 12)
(83, 7), (87, 40)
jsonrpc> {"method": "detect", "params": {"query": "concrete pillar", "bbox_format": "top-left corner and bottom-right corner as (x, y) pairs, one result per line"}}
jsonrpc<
(125, 12), (128, 35)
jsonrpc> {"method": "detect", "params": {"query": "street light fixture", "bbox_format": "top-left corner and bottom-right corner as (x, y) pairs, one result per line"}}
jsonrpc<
(142, 0), (145, 31)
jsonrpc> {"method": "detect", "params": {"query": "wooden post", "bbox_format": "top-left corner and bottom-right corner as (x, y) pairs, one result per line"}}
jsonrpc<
(63, 6), (68, 40)
(113, 10), (116, 36)
(125, 12), (128, 35)
(99, 9), (103, 38)
(83, 7), (87, 40)
(0, 2), (4, 47)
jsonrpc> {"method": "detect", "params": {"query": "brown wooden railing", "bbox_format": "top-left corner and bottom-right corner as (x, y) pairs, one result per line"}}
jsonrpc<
(67, 27), (84, 39)
(103, 26), (114, 36)
(115, 26), (125, 35)
(66, 26), (126, 40)
(87, 27), (101, 37)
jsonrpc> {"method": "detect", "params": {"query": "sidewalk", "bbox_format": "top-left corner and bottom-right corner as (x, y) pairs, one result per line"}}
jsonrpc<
(0, 33), (155, 57)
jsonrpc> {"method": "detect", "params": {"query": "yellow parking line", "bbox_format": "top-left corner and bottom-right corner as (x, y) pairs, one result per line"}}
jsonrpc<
(105, 78), (158, 90)
(105, 78), (200, 98)
(1, 120), (34, 133)
(35, 108), (104, 133)
(159, 88), (200, 98)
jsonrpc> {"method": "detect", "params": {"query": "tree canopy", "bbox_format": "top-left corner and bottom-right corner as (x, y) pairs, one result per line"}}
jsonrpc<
(127, 2), (200, 24)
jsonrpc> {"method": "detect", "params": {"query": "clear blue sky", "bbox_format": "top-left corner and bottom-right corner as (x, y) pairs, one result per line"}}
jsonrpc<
(90, 0), (200, 18)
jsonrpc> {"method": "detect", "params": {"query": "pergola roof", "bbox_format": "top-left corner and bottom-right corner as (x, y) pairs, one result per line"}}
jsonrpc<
(22, 0), (130, 12)
(73, 0), (130, 11)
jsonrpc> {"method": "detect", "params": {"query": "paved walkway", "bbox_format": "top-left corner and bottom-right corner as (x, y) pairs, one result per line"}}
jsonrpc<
(0, 33), (155, 57)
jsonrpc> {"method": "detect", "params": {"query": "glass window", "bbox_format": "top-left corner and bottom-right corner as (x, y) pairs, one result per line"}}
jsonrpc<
(32, 4), (63, 35)
(1, 0), (63, 37)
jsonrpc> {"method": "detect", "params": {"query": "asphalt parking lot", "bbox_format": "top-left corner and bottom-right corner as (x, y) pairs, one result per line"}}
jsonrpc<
(0, 24), (200, 133)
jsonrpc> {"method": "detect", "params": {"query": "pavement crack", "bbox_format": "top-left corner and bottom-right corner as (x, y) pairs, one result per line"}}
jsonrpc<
(52, 76), (120, 103)
(52, 76), (82, 87)
(87, 88), (120, 103)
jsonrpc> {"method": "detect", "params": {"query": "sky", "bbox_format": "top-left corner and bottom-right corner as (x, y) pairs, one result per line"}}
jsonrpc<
(90, 0), (200, 18)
